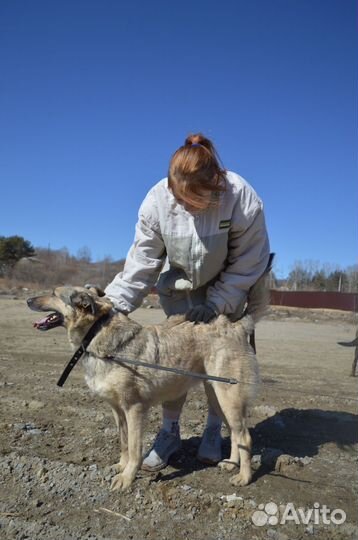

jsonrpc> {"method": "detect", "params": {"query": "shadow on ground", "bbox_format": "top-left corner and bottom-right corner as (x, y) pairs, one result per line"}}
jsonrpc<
(154, 408), (358, 483)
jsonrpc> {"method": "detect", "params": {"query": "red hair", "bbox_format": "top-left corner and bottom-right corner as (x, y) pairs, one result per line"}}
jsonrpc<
(168, 133), (226, 210)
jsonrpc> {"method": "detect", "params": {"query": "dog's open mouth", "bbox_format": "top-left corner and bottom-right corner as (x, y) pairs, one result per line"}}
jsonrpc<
(34, 312), (64, 331)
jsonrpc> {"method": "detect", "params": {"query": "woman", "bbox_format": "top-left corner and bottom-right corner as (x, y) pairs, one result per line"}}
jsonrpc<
(105, 133), (270, 471)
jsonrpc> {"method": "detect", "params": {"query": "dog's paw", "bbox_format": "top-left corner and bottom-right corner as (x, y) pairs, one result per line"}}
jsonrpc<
(112, 460), (127, 473)
(218, 459), (239, 472)
(230, 470), (252, 487)
(110, 473), (133, 491)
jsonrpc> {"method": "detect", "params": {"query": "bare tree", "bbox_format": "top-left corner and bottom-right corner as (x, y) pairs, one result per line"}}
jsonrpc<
(77, 246), (92, 263)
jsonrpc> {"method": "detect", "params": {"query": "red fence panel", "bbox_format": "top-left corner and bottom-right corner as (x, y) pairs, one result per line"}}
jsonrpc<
(270, 290), (358, 312)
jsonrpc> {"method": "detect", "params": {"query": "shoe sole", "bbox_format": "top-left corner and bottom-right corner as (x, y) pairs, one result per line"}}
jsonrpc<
(141, 461), (168, 472)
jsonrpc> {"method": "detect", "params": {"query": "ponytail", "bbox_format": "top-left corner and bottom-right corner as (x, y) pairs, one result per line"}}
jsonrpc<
(168, 133), (226, 210)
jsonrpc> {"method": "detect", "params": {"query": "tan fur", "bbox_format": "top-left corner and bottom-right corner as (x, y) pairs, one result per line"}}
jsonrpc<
(28, 282), (268, 491)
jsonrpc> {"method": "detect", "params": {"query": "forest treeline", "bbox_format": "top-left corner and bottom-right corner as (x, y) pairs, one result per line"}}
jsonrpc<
(286, 260), (358, 293)
(0, 236), (124, 290)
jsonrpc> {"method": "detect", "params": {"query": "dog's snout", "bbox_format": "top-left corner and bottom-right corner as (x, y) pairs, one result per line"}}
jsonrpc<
(27, 297), (42, 311)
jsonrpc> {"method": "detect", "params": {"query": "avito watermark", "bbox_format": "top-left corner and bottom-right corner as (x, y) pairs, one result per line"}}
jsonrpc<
(252, 502), (346, 527)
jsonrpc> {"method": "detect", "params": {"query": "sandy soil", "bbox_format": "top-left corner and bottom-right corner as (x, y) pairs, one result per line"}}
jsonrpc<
(0, 295), (357, 540)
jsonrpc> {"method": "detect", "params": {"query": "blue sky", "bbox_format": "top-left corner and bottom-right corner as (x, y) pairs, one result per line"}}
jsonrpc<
(0, 0), (357, 278)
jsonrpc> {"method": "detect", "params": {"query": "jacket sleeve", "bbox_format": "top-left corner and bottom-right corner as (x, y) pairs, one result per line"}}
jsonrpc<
(206, 199), (270, 316)
(104, 191), (166, 313)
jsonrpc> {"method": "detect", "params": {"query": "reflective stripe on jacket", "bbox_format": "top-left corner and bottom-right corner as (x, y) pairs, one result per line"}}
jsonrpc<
(105, 171), (270, 315)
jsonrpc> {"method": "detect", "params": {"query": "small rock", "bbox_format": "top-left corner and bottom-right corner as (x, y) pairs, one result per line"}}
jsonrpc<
(36, 467), (48, 480)
(275, 454), (294, 472)
(251, 454), (262, 469)
(27, 428), (43, 435)
(253, 405), (277, 418)
(267, 529), (289, 540)
(126, 509), (137, 519)
(244, 498), (257, 509)
(13, 423), (26, 431)
(28, 400), (45, 410)
(275, 454), (312, 472)
(221, 493), (243, 503)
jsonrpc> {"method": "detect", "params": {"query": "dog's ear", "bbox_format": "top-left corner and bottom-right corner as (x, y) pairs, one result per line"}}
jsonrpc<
(70, 291), (97, 315)
(84, 284), (106, 297)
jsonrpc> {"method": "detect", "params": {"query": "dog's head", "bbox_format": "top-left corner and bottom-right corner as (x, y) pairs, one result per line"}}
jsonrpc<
(27, 286), (113, 345)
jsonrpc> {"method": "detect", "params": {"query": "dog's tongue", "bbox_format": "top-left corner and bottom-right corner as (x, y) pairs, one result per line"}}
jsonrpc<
(33, 313), (60, 331)
(33, 315), (52, 330)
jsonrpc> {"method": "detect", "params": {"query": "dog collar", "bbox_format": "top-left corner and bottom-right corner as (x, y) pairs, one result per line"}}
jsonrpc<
(57, 313), (111, 387)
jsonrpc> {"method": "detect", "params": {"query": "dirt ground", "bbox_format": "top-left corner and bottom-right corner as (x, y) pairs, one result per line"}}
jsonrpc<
(0, 294), (357, 540)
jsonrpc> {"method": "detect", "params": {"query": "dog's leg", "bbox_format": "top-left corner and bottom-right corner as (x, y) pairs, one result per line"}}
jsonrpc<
(229, 420), (252, 487)
(215, 387), (252, 486)
(203, 381), (223, 418)
(111, 406), (128, 473)
(111, 403), (145, 491)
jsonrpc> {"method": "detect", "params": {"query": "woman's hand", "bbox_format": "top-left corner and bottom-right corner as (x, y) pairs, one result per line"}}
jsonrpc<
(185, 304), (216, 323)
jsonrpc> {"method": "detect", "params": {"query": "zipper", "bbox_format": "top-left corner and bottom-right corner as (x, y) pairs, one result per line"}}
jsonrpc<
(191, 213), (202, 289)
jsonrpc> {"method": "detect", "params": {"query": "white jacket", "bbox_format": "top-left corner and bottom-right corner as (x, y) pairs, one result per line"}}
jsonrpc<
(105, 171), (270, 316)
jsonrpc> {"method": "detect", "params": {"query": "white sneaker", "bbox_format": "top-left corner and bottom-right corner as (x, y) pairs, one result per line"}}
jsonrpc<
(197, 425), (222, 464)
(142, 427), (181, 472)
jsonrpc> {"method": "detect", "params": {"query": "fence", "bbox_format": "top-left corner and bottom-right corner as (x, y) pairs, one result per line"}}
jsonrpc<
(270, 290), (358, 312)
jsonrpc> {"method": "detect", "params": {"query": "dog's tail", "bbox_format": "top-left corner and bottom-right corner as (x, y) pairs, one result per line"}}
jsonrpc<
(240, 253), (273, 334)
(245, 273), (271, 324)
(338, 337), (358, 348)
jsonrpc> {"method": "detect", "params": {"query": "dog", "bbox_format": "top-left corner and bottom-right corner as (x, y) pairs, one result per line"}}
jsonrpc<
(27, 277), (268, 490)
